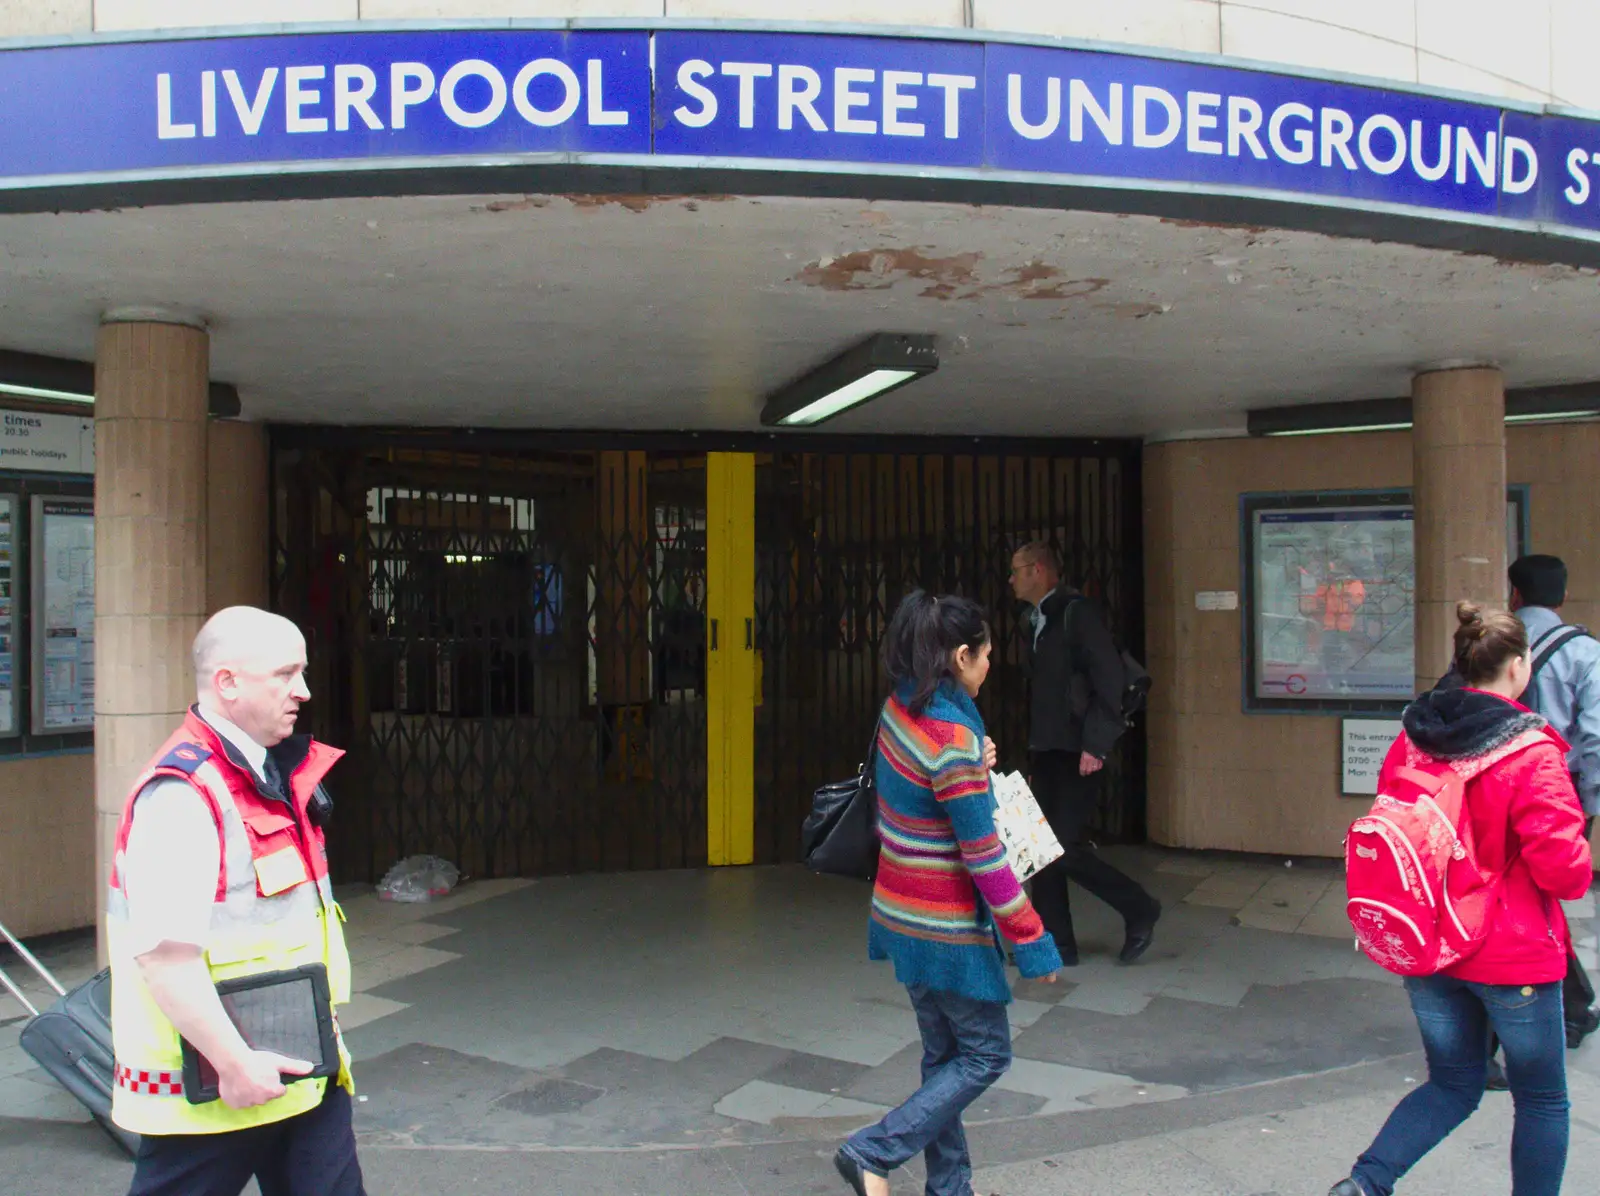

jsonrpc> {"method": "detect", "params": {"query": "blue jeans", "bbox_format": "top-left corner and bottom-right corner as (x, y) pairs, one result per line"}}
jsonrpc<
(842, 985), (1011, 1196)
(1349, 974), (1568, 1196)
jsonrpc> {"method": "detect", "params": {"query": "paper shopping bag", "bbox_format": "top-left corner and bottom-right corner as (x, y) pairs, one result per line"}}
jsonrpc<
(989, 771), (1064, 882)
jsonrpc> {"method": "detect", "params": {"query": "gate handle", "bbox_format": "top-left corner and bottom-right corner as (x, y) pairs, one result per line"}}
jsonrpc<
(745, 618), (753, 650)
(709, 618), (718, 650)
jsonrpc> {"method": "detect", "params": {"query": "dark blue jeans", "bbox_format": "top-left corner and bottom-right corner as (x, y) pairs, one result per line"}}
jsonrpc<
(842, 985), (1011, 1196)
(1349, 974), (1568, 1196)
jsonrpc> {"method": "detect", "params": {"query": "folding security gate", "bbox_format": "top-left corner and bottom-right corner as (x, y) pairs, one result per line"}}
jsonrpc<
(272, 442), (709, 881)
(753, 447), (1143, 862)
(272, 433), (1141, 881)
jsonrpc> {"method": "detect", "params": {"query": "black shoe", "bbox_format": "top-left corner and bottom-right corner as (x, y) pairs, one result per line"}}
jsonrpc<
(1119, 901), (1161, 965)
(1485, 1056), (1509, 1091)
(1566, 1005), (1600, 1049)
(1328, 1181), (1363, 1196)
(833, 1147), (871, 1196)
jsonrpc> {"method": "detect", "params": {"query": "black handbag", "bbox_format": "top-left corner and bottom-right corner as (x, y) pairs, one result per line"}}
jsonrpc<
(801, 728), (882, 881)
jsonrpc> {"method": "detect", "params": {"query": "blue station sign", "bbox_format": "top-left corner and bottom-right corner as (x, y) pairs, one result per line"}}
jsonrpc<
(1, 24), (1598, 238)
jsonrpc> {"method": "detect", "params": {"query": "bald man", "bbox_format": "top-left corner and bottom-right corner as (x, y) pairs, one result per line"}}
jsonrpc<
(106, 607), (364, 1196)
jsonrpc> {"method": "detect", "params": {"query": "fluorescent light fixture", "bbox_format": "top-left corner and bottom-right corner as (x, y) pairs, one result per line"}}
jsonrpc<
(761, 334), (938, 428)
(0, 381), (93, 405)
(776, 369), (919, 427)
(0, 348), (245, 416)
(1504, 409), (1600, 424)
(1264, 421), (1412, 437)
(1249, 383), (1600, 437)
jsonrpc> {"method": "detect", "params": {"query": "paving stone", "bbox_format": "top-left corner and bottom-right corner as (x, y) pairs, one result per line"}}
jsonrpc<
(760, 1050), (870, 1096)
(714, 1080), (840, 1123)
(352, 945), (461, 992)
(1006, 998), (1053, 1030)
(993, 1057), (1133, 1103)
(1057, 983), (1155, 1017)
(337, 992), (410, 1032)
(1012, 978), (1416, 1092)
(493, 1078), (604, 1117)
(1233, 909), (1305, 934)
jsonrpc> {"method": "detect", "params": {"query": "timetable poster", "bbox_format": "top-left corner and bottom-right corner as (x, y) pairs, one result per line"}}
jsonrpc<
(31, 496), (93, 733)
(0, 494), (14, 737)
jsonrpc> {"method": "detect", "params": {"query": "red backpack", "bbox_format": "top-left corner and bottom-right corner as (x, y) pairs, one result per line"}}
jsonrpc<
(1344, 759), (1502, 977)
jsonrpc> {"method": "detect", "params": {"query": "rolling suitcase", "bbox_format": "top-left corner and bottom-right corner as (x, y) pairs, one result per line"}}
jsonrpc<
(3, 920), (139, 1158)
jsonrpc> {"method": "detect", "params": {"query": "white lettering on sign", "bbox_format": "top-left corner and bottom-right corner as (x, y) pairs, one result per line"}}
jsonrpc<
(1342, 718), (1403, 796)
(159, 56), (632, 138)
(1194, 590), (1238, 612)
(0, 410), (94, 475)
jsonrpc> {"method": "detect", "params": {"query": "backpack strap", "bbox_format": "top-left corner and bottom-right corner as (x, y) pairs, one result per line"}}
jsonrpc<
(1530, 623), (1593, 684)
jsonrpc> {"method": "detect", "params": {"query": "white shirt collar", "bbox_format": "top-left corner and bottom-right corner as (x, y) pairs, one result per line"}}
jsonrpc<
(196, 706), (269, 778)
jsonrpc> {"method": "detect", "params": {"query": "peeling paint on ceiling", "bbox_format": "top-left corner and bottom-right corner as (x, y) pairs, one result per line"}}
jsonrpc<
(0, 192), (1593, 440)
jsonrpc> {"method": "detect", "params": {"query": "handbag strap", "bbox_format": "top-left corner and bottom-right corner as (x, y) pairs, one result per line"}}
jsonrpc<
(860, 720), (881, 782)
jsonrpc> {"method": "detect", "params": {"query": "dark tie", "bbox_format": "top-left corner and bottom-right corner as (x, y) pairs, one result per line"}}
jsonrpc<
(261, 755), (286, 800)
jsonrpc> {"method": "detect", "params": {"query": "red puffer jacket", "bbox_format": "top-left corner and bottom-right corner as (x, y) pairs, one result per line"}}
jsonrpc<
(1379, 687), (1593, 985)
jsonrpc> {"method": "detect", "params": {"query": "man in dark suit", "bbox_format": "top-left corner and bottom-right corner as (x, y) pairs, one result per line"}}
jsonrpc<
(1010, 541), (1160, 965)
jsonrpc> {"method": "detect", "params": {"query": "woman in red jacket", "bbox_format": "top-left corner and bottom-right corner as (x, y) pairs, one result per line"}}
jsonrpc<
(1330, 603), (1593, 1196)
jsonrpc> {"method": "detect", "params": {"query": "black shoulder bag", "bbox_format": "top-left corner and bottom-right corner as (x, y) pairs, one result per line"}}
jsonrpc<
(801, 726), (882, 881)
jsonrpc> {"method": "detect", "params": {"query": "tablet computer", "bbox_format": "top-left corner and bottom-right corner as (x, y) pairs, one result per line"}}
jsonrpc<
(179, 962), (340, 1105)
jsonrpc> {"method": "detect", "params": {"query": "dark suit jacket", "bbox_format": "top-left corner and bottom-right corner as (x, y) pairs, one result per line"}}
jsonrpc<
(1026, 588), (1126, 760)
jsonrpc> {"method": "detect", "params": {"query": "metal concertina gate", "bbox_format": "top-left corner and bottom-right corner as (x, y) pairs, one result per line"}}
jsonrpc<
(271, 433), (1142, 882)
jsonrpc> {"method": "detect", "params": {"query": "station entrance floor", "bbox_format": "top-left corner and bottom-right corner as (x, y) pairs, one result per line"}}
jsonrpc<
(4, 850), (1599, 1193)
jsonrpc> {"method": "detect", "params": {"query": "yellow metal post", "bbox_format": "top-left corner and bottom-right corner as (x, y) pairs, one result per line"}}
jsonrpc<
(705, 452), (756, 866)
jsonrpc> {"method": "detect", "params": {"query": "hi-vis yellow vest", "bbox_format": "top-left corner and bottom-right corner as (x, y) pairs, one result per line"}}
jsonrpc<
(106, 710), (354, 1136)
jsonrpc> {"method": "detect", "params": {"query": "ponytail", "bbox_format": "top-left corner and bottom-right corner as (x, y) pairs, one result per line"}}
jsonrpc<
(881, 590), (990, 714)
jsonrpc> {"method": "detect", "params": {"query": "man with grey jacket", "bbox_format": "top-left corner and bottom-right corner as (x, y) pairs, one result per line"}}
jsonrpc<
(1510, 554), (1600, 1047)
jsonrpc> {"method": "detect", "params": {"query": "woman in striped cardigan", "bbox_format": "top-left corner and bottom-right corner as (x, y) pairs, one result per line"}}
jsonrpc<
(835, 592), (1062, 1196)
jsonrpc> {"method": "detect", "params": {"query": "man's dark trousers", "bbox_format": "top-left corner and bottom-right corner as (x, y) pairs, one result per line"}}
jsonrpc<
(126, 1084), (365, 1196)
(1029, 750), (1156, 957)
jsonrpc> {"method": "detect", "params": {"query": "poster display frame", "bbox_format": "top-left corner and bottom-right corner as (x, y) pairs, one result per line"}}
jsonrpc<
(1241, 486), (1528, 715)
(0, 491), (17, 739)
(28, 493), (94, 735)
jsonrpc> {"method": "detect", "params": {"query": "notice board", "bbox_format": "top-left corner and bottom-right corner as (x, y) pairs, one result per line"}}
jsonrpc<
(30, 496), (93, 732)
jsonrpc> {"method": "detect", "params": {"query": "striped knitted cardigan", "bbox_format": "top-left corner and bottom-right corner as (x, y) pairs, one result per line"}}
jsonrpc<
(867, 680), (1062, 1003)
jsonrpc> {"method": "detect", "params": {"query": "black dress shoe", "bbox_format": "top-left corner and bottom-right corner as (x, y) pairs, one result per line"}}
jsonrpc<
(1119, 901), (1161, 964)
(1566, 1004), (1600, 1049)
(1328, 1180), (1363, 1196)
(833, 1147), (871, 1196)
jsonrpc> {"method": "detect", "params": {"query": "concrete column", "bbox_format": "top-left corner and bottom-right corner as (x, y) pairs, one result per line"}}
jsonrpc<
(94, 317), (209, 952)
(207, 420), (270, 611)
(1412, 366), (1506, 692)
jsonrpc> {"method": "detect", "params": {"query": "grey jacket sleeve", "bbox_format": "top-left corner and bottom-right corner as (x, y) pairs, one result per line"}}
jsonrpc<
(1070, 598), (1127, 760)
(1568, 641), (1600, 815)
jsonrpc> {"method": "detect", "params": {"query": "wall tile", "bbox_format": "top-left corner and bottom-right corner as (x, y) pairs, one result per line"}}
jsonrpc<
(975, 0), (1221, 54)
(1233, 0), (1415, 46)
(362, 0), (660, 15)
(1551, 0), (1600, 110)
(0, 0), (90, 36)
(1220, 5), (1416, 84)
(668, 0), (965, 26)
(94, 0), (357, 31)
(0, 754), (95, 938)
(1417, 0), (1551, 98)
(1416, 46), (1551, 104)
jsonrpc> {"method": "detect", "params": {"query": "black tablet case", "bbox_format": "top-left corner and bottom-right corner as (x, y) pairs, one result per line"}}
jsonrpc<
(180, 962), (339, 1105)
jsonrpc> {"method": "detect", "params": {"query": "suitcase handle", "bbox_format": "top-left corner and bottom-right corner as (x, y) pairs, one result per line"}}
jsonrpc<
(0, 917), (66, 998)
